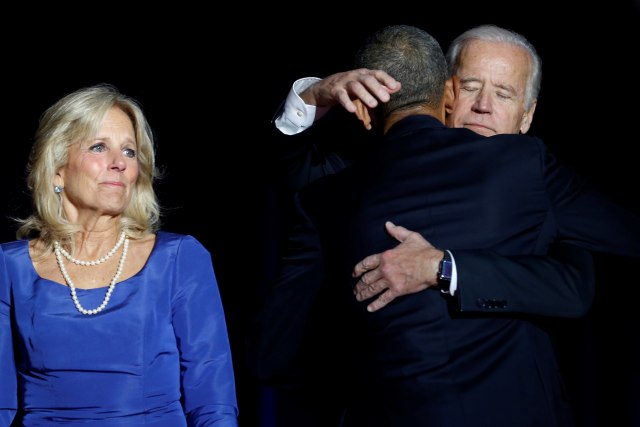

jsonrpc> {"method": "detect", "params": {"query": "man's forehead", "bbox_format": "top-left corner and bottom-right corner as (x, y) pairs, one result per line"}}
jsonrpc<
(457, 41), (530, 89)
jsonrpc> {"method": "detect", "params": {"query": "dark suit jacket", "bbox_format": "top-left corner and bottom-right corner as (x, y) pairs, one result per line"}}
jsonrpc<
(267, 110), (602, 319)
(257, 115), (640, 427)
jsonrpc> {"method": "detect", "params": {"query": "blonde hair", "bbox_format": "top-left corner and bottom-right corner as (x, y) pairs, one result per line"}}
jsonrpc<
(17, 84), (161, 256)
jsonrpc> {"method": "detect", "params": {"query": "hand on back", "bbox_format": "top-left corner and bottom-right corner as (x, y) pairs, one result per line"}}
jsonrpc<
(352, 221), (443, 312)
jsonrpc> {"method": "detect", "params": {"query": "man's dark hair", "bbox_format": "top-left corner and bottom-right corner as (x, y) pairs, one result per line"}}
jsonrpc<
(354, 24), (447, 118)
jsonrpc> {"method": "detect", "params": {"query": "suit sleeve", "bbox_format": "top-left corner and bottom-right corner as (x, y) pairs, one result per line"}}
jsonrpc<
(250, 192), (326, 387)
(540, 141), (640, 257)
(171, 236), (239, 426)
(0, 246), (17, 426)
(452, 242), (595, 317)
(269, 105), (374, 193)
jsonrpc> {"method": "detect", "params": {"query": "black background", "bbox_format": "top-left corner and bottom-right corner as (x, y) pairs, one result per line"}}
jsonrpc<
(2, 4), (639, 426)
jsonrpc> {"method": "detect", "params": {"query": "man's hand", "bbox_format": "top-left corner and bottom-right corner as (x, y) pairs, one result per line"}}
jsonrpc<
(352, 221), (443, 312)
(301, 69), (400, 120)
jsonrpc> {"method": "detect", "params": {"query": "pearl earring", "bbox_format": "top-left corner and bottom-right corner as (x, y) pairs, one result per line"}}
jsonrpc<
(54, 185), (63, 194)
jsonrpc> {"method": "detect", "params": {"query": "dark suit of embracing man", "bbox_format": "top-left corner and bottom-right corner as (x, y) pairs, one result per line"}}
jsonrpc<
(256, 114), (640, 427)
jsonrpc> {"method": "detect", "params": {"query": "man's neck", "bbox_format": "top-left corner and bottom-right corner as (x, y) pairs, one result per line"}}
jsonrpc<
(384, 105), (445, 134)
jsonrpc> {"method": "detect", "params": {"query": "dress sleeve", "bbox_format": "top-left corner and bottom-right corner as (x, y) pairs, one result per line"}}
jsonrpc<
(0, 246), (17, 426)
(171, 236), (238, 427)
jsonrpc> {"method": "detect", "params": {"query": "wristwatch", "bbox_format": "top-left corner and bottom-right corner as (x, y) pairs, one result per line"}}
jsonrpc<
(437, 250), (453, 294)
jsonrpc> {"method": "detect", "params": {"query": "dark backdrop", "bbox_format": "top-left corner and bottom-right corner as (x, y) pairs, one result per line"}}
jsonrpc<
(2, 4), (639, 426)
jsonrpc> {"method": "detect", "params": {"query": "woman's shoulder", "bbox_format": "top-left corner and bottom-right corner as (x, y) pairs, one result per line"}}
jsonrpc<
(0, 239), (31, 273)
(155, 231), (209, 254)
(156, 230), (198, 243)
(1, 238), (29, 255)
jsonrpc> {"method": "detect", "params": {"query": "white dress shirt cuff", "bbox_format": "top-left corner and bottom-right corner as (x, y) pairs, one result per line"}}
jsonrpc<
(448, 250), (458, 295)
(274, 77), (330, 135)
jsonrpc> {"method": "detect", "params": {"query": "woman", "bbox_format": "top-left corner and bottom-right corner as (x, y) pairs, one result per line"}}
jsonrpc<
(0, 84), (238, 426)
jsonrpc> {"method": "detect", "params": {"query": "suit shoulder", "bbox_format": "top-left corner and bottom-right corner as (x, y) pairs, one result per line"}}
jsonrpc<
(488, 133), (543, 144)
(487, 133), (548, 157)
(489, 133), (545, 146)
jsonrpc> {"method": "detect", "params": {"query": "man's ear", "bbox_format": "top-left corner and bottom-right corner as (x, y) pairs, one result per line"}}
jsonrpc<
(354, 99), (373, 131)
(444, 78), (455, 115)
(519, 100), (537, 134)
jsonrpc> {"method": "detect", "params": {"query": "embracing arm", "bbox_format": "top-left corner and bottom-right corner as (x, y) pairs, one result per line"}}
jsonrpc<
(451, 242), (594, 317)
(172, 237), (238, 427)
(0, 246), (17, 426)
(353, 222), (594, 317)
(250, 193), (326, 387)
(274, 70), (400, 136)
(270, 70), (400, 193)
(540, 140), (640, 257)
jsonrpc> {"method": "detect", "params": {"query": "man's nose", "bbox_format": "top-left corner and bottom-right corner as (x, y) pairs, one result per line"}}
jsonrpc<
(471, 90), (491, 113)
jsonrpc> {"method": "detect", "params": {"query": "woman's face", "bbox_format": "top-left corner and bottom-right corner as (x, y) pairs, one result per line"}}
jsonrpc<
(56, 106), (139, 222)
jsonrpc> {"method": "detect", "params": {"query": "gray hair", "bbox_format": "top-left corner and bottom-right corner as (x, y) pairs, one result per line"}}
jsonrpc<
(446, 24), (541, 110)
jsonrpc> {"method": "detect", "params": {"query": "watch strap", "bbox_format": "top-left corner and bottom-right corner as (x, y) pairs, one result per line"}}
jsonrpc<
(437, 250), (453, 294)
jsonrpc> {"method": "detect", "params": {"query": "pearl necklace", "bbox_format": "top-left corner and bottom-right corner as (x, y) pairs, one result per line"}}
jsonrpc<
(56, 231), (126, 266)
(54, 235), (129, 315)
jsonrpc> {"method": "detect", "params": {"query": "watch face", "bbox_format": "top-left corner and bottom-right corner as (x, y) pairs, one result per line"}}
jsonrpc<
(440, 259), (453, 280)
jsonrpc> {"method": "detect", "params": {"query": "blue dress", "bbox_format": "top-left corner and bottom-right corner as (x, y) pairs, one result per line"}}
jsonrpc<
(0, 232), (238, 426)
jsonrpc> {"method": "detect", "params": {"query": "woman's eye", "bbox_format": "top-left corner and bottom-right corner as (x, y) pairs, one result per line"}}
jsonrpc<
(89, 143), (106, 152)
(123, 148), (137, 158)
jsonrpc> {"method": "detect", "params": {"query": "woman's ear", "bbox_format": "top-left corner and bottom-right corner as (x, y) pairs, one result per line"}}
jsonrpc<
(53, 171), (64, 188)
